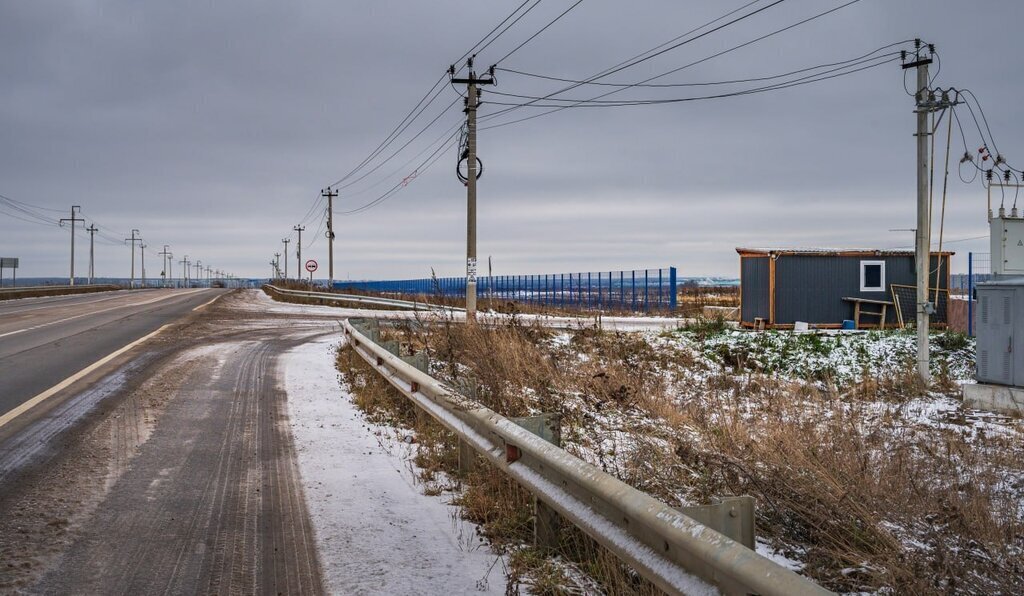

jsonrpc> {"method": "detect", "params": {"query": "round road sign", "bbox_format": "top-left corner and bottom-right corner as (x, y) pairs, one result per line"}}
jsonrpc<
(305, 259), (318, 273)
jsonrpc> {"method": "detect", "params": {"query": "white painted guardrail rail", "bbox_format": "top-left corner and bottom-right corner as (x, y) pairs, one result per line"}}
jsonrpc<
(264, 284), (463, 312)
(341, 318), (832, 596)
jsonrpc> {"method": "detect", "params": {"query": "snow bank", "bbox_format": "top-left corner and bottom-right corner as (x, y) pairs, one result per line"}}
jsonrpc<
(282, 335), (506, 594)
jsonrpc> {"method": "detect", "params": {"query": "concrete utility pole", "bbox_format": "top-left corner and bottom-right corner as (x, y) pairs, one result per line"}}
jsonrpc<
(194, 260), (202, 286)
(125, 229), (141, 288)
(180, 256), (189, 287)
(902, 40), (949, 384)
(293, 225), (305, 281)
(274, 253), (281, 279)
(86, 224), (98, 284)
(159, 245), (172, 287)
(321, 188), (337, 287)
(282, 238), (290, 278)
(140, 243), (147, 287)
(451, 58), (496, 321)
(59, 206), (85, 286)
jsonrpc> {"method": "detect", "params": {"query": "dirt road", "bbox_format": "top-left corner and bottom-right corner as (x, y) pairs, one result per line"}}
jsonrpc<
(0, 291), (336, 594)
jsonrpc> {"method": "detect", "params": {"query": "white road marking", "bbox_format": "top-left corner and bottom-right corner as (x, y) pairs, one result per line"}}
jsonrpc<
(192, 293), (224, 312)
(0, 324), (172, 429)
(0, 289), (208, 340)
(0, 292), (128, 315)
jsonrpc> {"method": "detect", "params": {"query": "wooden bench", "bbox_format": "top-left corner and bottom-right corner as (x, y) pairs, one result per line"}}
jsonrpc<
(842, 297), (894, 329)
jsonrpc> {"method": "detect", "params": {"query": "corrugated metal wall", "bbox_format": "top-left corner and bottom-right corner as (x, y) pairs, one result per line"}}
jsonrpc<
(740, 257), (770, 323)
(773, 255), (949, 325)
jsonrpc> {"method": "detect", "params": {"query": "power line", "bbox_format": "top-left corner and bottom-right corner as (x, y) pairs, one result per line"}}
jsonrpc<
(479, 0), (863, 130)
(490, 0), (583, 66)
(481, 0), (790, 123)
(496, 41), (911, 89)
(481, 53), (899, 108)
(471, 0), (546, 61)
(452, 0), (535, 69)
(327, 74), (449, 188)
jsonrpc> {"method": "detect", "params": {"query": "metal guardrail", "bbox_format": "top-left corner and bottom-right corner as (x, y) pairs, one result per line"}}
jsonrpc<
(0, 284), (121, 300)
(341, 318), (831, 596)
(264, 284), (463, 312)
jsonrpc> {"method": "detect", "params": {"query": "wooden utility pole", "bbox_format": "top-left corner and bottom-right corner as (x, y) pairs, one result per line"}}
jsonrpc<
(451, 58), (495, 320)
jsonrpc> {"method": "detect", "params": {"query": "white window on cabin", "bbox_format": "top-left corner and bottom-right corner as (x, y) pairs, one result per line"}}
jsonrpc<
(860, 260), (885, 292)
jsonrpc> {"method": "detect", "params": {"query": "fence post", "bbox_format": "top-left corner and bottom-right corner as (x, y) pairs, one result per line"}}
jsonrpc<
(968, 252), (974, 337)
(670, 266), (677, 312)
(620, 270), (625, 311)
(632, 270), (636, 312)
(645, 270), (650, 313)
(587, 272), (592, 310)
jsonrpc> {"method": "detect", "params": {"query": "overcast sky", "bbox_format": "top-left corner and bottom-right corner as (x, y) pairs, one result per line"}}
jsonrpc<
(1, 0), (1020, 281)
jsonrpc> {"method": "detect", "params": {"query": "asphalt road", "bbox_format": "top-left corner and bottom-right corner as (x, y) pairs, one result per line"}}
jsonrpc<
(0, 288), (223, 419)
(0, 291), (330, 594)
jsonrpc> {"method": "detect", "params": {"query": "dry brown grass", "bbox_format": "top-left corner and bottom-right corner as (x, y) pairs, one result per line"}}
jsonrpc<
(412, 319), (1023, 594)
(336, 314), (1023, 594)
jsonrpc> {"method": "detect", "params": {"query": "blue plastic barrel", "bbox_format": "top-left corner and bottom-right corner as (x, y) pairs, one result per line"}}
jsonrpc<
(841, 319), (855, 330)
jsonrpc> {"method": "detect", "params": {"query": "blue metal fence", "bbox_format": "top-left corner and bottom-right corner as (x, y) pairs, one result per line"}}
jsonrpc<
(951, 252), (991, 336)
(335, 267), (678, 313)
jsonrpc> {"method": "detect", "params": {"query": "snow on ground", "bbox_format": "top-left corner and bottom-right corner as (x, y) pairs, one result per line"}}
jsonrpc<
(283, 335), (507, 595)
(250, 288), (685, 331)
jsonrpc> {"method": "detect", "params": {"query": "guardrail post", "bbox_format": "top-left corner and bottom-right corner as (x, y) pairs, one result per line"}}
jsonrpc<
(458, 439), (476, 475)
(401, 351), (430, 374)
(512, 413), (562, 551)
(677, 495), (756, 550)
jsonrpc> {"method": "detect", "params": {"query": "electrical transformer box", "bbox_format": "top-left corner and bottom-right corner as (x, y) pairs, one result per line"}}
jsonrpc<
(990, 214), (1024, 275)
(975, 277), (1024, 387)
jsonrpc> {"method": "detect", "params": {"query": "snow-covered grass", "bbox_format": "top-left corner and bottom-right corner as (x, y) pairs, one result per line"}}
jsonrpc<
(656, 326), (975, 389)
(283, 335), (507, 594)
(386, 317), (1024, 595)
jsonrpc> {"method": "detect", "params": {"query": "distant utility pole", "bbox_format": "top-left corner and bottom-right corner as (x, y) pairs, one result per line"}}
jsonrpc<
(321, 187), (337, 287)
(180, 256), (189, 287)
(274, 252), (281, 279)
(59, 206), (85, 286)
(902, 41), (951, 384)
(159, 245), (172, 287)
(140, 243), (147, 287)
(125, 229), (141, 288)
(194, 260), (202, 286)
(451, 57), (496, 321)
(86, 224), (98, 284)
(282, 238), (290, 278)
(293, 225), (305, 281)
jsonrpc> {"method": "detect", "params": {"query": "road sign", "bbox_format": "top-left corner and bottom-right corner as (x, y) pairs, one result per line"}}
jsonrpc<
(305, 259), (318, 273)
(0, 257), (18, 268)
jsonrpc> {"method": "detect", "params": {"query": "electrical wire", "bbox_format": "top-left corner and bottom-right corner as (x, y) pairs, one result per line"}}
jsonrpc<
(496, 41), (910, 89)
(486, 53), (899, 104)
(479, 0), (867, 130)
(336, 130), (460, 216)
(482, 0), (790, 123)
(479, 54), (899, 109)
(451, 0), (535, 70)
(327, 76), (450, 188)
(471, 0), (546, 61)
(490, 0), (583, 66)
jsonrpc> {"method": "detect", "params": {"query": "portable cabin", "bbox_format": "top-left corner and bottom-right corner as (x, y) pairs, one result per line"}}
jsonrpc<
(736, 247), (954, 329)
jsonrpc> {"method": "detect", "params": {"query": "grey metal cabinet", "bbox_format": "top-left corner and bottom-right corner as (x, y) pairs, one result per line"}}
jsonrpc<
(977, 288), (1013, 385)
